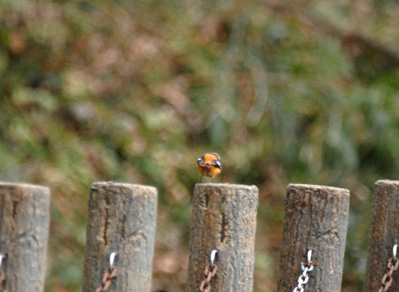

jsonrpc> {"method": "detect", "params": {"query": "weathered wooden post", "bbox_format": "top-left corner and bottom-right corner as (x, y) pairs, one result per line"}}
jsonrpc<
(186, 183), (259, 292)
(364, 180), (399, 292)
(0, 182), (50, 292)
(82, 182), (157, 292)
(277, 184), (350, 292)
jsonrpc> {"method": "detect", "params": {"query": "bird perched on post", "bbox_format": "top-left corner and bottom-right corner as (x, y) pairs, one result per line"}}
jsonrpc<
(197, 153), (221, 182)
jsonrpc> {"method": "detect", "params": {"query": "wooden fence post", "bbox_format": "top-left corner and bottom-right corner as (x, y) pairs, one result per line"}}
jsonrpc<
(364, 180), (399, 292)
(185, 183), (259, 292)
(82, 182), (157, 292)
(277, 184), (350, 292)
(0, 182), (50, 292)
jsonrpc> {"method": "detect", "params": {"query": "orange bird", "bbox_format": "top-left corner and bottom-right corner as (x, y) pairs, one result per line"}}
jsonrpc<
(197, 153), (221, 182)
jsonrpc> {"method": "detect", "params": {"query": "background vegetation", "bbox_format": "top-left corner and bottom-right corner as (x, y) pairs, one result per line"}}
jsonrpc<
(1, 0), (399, 291)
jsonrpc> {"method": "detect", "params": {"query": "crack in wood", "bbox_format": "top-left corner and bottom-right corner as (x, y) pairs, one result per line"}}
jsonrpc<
(220, 212), (227, 243)
(121, 214), (126, 240)
(103, 196), (110, 246)
(104, 207), (109, 246)
(205, 193), (209, 208)
(126, 226), (141, 240)
(121, 198), (126, 240)
(12, 201), (18, 218)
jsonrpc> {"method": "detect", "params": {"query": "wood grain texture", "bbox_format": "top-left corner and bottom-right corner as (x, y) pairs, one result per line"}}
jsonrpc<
(364, 180), (399, 292)
(277, 184), (350, 292)
(82, 182), (157, 292)
(186, 183), (259, 292)
(0, 182), (50, 292)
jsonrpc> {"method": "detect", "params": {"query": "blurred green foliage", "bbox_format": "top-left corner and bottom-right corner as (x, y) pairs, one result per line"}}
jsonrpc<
(1, 0), (399, 291)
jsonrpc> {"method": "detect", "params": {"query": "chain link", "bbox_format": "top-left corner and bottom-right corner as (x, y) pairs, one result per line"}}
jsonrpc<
(293, 250), (316, 292)
(378, 244), (399, 292)
(96, 252), (117, 292)
(293, 264), (314, 292)
(96, 267), (117, 292)
(0, 254), (6, 291)
(0, 271), (5, 289)
(199, 249), (218, 292)
(199, 264), (218, 292)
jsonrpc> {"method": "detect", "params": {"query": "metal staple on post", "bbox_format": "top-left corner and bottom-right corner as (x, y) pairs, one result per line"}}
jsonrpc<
(378, 244), (399, 292)
(199, 249), (218, 292)
(292, 250), (316, 292)
(95, 252), (118, 292)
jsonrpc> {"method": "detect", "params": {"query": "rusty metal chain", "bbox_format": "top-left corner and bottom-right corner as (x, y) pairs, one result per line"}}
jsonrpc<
(293, 250), (317, 292)
(96, 252), (117, 292)
(199, 249), (218, 292)
(0, 254), (6, 290)
(0, 272), (4, 290)
(96, 267), (117, 292)
(378, 244), (399, 292)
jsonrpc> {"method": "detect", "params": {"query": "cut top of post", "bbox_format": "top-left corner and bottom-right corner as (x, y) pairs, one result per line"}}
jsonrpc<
(0, 182), (50, 193)
(375, 179), (399, 186)
(193, 183), (259, 213)
(91, 181), (157, 193)
(195, 182), (258, 190)
(287, 183), (350, 196)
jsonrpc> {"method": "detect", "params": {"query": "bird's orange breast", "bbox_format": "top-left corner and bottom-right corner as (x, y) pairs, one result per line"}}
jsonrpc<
(197, 153), (221, 178)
